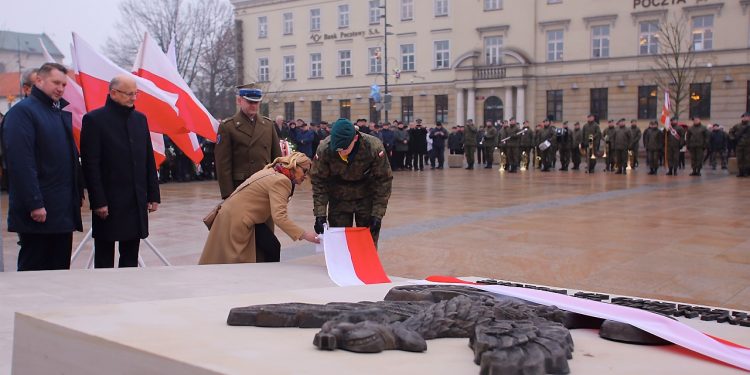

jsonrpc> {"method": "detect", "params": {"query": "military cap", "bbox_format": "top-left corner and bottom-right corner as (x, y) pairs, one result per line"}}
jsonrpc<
(236, 83), (263, 102)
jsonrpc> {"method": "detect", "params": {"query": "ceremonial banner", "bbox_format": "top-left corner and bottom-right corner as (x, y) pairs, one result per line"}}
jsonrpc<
(423, 276), (750, 372)
(318, 227), (391, 286)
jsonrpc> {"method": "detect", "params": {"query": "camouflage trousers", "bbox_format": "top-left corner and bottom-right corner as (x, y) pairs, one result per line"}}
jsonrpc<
(737, 145), (750, 171)
(464, 146), (476, 167)
(327, 198), (380, 246)
(689, 147), (705, 171)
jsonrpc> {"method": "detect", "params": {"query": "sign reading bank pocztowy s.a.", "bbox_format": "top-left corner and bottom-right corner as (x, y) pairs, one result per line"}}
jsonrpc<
(310, 28), (381, 43)
(633, 0), (692, 9)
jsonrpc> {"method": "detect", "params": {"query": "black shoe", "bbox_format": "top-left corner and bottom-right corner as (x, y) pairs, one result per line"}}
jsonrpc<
(466, 166), (474, 170)
(484, 165), (492, 169)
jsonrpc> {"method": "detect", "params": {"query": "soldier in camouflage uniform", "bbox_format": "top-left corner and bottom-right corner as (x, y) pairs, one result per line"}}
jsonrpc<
(504, 118), (521, 172)
(581, 114), (602, 173)
(311, 118), (393, 245)
(557, 121), (572, 171)
(686, 116), (709, 176)
(602, 120), (616, 172)
(729, 112), (750, 177)
(483, 122), (498, 168)
(519, 121), (534, 169)
(611, 119), (633, 174)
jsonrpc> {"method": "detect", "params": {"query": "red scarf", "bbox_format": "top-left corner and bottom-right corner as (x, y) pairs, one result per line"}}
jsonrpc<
(273, 165), (296, 197)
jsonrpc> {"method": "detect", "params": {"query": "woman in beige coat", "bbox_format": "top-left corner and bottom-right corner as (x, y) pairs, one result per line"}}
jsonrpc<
(199, 152), (319, 264)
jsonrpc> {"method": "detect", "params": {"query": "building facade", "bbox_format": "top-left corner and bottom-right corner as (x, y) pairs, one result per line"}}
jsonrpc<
(231, 0), (750, 127)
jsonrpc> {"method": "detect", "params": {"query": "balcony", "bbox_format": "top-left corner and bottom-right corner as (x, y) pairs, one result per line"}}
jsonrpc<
(474, 66), (507, 80)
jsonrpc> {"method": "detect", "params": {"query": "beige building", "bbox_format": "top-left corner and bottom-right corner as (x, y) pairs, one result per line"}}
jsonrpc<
(231, 0), (750, 128)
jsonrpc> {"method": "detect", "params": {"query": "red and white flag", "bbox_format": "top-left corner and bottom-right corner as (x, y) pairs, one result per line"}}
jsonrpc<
(72, 33), (186, 135)
(132, 32), (218, 142)
(39, 39), (85, 150)
(318, 227), (391, 286)
(151, 132), (166, 167)
(660, 91), (672, 130)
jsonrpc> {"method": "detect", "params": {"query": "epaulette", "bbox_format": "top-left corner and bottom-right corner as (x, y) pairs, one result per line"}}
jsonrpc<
(262, 116), (272, 122)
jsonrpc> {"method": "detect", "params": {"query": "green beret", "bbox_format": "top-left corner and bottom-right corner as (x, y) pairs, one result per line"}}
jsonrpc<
(329, 118), (356, 151)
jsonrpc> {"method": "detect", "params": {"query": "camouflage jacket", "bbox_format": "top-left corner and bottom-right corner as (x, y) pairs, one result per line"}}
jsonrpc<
(730, 121), (750, 148)
(611, 126), (632, 151)
(581, 122), (602, 150)
(686, 124), (710, 149)
(311, 133), (393, 218)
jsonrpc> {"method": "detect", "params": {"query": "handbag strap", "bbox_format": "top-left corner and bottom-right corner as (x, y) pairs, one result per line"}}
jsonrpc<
(224, 172), (276, 201)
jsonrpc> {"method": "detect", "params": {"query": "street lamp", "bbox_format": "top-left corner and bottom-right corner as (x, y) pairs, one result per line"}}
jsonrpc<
(379, 1), (393, 122)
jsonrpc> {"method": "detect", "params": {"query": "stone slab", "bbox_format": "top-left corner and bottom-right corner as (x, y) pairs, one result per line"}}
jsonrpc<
(12, 281), (750, 374)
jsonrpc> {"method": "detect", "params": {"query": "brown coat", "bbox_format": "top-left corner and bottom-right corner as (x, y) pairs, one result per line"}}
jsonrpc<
(215, 112), (282, 199)
(199, 168), (305, 265)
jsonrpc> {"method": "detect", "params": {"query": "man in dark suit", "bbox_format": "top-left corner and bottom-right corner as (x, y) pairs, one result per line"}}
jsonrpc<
(2, 63), (83, 271)
(80, 74), (160, 268)
(214, 83), (282, 199)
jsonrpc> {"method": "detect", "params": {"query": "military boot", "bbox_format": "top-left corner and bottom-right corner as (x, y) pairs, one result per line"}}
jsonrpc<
(666, 168), (673, 176)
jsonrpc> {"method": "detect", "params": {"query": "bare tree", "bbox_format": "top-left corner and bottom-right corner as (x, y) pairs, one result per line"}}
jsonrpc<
(105, 0), (236, 116)
(652, 16), (703, 121)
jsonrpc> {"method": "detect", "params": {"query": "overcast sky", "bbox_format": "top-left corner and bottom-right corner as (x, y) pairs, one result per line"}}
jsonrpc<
(3, 0), (120, 63)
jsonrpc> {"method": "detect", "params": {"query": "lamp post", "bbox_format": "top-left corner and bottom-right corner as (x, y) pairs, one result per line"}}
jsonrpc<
(380, 1), (392, 122)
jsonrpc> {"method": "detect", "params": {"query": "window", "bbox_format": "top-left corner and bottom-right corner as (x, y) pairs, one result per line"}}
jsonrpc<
(368, 47), (382, 73)
(369, 0), (381, 24)
(639, 21), (659, 55)
(310, 53), (322, 78)
(340, 99), (352, 119)
(338, 4), (350, 28)
(401, 44), (415, 71)
(369, 98), (381, 124)
(590, 88), (608, 122)
(258, 58), (269, 82)
(546, 90), (563, 122)
(283, 56), (295, 80)
(283, 12), (293, 35)
(311, 101), (322, 124)
(689, 83), (711, 119)
(434, 40), (450, 69)
(284, 102), (295, 121)
(592, 25), (610, 58)
(484, 0), (502, 11)
(258, 16), (268, 38)
(310, 8), (321, 31)
(261, 103), (270, 117)
(484, 36), (503, 65)
(401, 0), (413, 21)
(547, 29), (563, 61)
(547, 0), (562, 3)
(692, 15), (713, 51)
(434, 0), (448, 16)
(638, 85), (658, 120)
(435, 95), (448, 124)
(338, 50), (352, 76)
(401, 96), (414, 124)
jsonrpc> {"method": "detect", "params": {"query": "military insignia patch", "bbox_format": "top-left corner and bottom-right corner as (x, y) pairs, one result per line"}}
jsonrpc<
(378, 150), (385, 158)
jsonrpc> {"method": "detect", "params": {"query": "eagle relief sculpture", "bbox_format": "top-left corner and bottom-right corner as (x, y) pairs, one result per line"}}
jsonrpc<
(227, 285), (670, 375)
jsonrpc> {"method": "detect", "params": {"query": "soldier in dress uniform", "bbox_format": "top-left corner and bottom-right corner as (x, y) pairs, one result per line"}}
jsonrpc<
(571, 122), (582, 170)
(602, 120), (616, 172)
(686, 116), (710, 176)
(611, 119), (633, 174)
(665, 119), (686, 176)
(504, 118), (521, 173)
(729, 112), (750, 177)
(581, 114), (602, 173)
(539, 119), (555, 172)
(629, 119), (642, 169)
(311, 118), (393, 245)
(215, 83), (281, 199)
(463, 119), (478, 169)
(557, 121), (572, 171)
(642, 121), (664, 175)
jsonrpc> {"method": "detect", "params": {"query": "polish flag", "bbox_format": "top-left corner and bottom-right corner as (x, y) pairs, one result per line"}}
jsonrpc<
(39, 39), (85, 150)
(72, 33), (186, 135)
(151, 132), (166, 167)
(132, 32), (218, 142)
(318, 227), (391, 286)
(660, 90), (671, 130)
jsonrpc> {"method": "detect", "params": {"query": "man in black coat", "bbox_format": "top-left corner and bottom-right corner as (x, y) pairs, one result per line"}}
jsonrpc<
(408, 120), (428, 171)
(80, 75), (160, 268)
(2, 63), (84, 271)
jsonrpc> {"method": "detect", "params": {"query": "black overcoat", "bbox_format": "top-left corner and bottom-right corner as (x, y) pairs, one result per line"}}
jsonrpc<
(80, 96), (160, 241)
